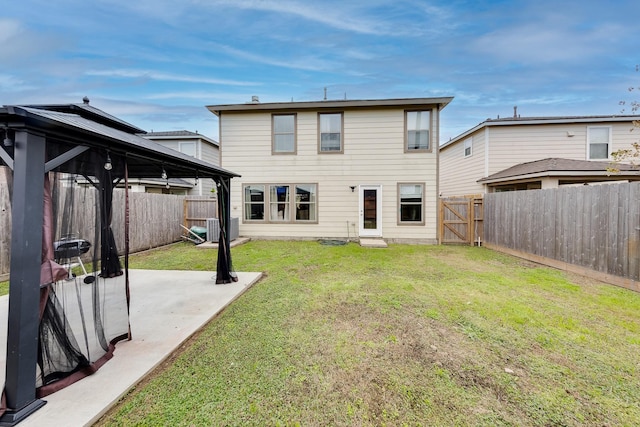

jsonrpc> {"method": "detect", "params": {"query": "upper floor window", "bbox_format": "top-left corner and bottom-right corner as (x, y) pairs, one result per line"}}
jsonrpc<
(406, 111), (431, 152)
(272, 114), (296, 154)
(464, 137), (473, 157)
(179, 141), (197, 158)
(588, 126), (611, 160)
(398, 183), (425, 224)
(319, 113), (343, 153)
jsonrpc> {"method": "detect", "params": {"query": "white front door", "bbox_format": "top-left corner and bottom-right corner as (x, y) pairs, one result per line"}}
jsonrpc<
(359, 185), (382, 237)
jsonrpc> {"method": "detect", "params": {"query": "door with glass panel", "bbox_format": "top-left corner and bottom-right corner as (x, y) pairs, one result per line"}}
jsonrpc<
(359, 185), (382, 237)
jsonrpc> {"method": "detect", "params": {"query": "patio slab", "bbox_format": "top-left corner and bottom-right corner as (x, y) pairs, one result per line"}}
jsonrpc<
(0, 269), (262, 427)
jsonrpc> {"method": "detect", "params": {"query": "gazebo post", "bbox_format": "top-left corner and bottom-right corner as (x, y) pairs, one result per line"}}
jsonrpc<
(1, 130), (47, 425)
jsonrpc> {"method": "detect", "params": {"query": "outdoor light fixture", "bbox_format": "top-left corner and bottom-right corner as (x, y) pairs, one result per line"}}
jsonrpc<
(195, 172), (199, 186)
(350, 186), (356, 192)
(2, 127), (12, 147)
(104, 153), (112, 170)
(161, 167), (168, 180)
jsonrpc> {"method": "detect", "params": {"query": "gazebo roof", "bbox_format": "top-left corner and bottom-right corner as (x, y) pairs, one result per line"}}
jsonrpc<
(0, 103), (238, 180)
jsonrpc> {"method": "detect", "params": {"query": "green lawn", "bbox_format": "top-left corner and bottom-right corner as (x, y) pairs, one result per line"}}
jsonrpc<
(15, 241), (640, 426)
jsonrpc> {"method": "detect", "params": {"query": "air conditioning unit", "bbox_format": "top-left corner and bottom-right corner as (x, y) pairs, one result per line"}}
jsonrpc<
(206, 217), (239, 242)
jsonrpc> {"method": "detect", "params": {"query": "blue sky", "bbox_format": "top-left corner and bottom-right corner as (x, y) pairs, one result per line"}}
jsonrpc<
(1, 0), (638, 143)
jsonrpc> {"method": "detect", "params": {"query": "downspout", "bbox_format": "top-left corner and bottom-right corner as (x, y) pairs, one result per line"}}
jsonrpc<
(484, 125), (490, 194)
(435, 105), (441, 244)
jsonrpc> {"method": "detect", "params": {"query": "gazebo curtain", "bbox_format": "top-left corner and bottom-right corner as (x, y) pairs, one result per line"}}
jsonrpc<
(215, 177), (237, 284)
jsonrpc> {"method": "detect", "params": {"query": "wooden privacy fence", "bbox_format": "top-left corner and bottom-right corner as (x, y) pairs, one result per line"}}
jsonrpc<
(0, 188), (211, 279)
(183, 197), (217, 229)
(439, 196), (484, 245)
(484, 182), (640, 289)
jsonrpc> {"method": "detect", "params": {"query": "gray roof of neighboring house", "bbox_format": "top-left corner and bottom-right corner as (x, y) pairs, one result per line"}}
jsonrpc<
(144, 130), (219, 146)
(207, 97), (454, 115)
(442, 114), (640, 149)
(478, 158), (640, 184)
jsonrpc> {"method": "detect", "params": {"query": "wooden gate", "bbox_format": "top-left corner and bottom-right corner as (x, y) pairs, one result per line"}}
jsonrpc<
(439, 196), (483, 245)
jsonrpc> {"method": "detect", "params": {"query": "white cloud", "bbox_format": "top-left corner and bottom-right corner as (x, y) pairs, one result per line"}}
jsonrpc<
(0, 74), (33, 92)
(85, 69), (260, 86)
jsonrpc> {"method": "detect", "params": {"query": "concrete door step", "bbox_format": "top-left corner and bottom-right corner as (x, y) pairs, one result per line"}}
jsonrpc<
(359, 238), (388, 248)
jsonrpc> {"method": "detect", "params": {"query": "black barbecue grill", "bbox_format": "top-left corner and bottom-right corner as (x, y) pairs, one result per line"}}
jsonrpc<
(54, 237), (91, 278)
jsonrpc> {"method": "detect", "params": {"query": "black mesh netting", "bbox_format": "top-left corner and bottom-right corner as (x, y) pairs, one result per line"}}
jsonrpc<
(34, 157), (131, 397)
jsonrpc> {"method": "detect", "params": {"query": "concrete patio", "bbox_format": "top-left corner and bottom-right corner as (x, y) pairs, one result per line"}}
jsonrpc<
(1, 269), (262, 426)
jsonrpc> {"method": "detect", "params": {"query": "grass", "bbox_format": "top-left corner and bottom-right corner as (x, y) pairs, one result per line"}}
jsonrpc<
(12, 241), (640, 425)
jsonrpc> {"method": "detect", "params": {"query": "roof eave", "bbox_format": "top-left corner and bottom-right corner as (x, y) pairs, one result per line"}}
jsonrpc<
(207, 97), (454, 116)
(478, 170), (640, 184)
(444, 115), (640, 148)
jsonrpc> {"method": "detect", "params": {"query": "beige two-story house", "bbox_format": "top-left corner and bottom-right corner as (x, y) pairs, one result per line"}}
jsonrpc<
(440, 115), (640, 196)
(207, 97), (453, 244)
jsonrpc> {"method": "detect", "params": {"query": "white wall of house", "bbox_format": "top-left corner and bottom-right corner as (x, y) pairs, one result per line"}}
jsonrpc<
(220, 107), (440, 243)
(439, 132), (486, 196)
(146, 135), (219, 197)
(440, 119), (640, 197)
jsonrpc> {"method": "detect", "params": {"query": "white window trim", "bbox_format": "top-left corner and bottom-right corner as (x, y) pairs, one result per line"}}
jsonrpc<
(179, 140), (198, 158)
(586, 126), (612, 160)
(464, 137), (473, 157)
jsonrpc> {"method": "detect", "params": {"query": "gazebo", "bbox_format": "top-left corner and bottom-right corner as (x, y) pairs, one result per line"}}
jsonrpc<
(0, 99), (239, 425)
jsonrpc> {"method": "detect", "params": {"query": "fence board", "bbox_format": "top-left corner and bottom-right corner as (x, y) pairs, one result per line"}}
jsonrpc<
(485, 182), (640, 286)
(0, 185), (194, 278)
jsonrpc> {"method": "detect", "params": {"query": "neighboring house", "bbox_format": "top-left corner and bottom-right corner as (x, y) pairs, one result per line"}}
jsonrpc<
(207, 96), (453, 243)
(142, 130), (220, 196)
(440, 114), (640, 196)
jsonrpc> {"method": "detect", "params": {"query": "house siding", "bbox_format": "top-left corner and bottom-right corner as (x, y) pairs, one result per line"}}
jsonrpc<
(221, 108), (439, 242)
(440, 132), (486, 196)
(146, 135), (220, 197)
(440, 119), (640, 196)
(199, 142), (219, 196)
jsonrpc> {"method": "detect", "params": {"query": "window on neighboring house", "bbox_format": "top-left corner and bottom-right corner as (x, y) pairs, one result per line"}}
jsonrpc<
(242, 183), (317, 223)
(319, 113), (343, 153)
(272, 114), (296, 154)
(406, 111), (431, 151)
(398, 183), (424, 224)
(464, 137), (473, 157)
(243, 185), (265, 220)
(179, 141), (197, 158)
(588, 126), (611, 160)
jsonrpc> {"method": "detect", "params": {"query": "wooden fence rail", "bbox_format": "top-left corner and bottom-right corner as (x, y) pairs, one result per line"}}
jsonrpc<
(0, 186), (215, 279)
(484, 182), (640, 288)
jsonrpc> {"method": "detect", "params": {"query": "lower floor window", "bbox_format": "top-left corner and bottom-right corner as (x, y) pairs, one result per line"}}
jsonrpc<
(243, 183), (317, 223)
(398, 183), (424, 224)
